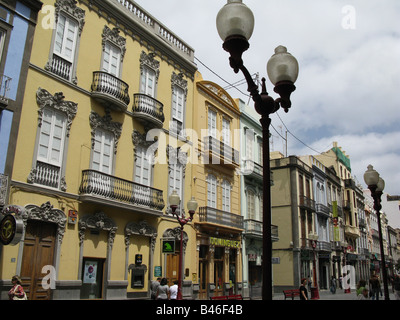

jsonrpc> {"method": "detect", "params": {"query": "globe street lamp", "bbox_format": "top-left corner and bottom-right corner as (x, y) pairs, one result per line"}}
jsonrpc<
(169, 190), (198, 300)
(363, 165), (390, 300)
(216, 0), (299, 300)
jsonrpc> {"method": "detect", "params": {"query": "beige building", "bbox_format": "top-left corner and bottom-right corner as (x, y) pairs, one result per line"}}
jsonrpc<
(191, 72), (243, 299)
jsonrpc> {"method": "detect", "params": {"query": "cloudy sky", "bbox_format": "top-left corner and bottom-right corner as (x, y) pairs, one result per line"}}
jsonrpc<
(134, 0), (400, 225)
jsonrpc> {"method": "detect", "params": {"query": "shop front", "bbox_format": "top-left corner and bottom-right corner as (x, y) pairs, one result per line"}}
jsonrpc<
(196, 232), (242, 300)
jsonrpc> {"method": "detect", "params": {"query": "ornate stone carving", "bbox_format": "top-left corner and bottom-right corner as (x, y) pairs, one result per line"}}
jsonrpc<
(140, 51), (160, 82)
(36, 88), (78, 136)
(78, 211), (117, 247)
(54, 0), (85, 35)
(163, 227), (188, 252)
(89, 108), (122, 154)
(171, 72), (188, 99)
(102, 25), (126, 61)
(23, 202), (67, 245)
(125, 220), (157, 252)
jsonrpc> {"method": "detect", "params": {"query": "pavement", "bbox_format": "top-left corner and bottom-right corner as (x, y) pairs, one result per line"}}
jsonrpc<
(272, 289), (397, 300)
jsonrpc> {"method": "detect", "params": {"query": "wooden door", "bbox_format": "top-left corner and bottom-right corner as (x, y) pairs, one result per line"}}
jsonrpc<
(198, 259), (208, 299)
(214, 260), (224, 296)
(20, 220), (56, 300)
(166, 254), (179, 286)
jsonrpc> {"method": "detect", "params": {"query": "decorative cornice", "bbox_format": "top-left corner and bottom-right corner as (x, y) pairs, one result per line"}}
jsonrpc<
(55, 0), (86, 35)
(102, 25), (126, 61)
(36, 88), (78, 136)
(125, 220), (157, 252)
(163, 227), (188, 252)
(89, 108), (122, 154)
(23, 201), (67, 245)
(78, 211), (117, 247)
(140, 51), (160, 82)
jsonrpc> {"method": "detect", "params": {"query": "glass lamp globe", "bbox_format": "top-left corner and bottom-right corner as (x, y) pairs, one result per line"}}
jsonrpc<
(363, 165), (380, 186)
(216, 0), (255, 42)
(267, 46), (299, 85)
(376, 177), (385, 192)
(187, 197), (198, 212)
(169, 190), (180, 207)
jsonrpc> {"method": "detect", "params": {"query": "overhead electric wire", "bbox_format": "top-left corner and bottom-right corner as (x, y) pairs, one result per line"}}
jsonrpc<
(195, 55), (333, 156)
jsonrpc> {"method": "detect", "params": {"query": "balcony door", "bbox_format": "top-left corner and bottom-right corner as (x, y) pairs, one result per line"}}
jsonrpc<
(90, 129), (114, 195)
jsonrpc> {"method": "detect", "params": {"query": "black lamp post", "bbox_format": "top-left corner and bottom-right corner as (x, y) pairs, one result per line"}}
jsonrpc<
(169, 190), (198, 300)
(216, 0), (299, 300)
(363, 165), (390, 300)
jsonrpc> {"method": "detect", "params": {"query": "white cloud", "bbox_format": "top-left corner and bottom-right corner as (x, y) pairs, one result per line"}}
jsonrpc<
(134, 0), (400, 200)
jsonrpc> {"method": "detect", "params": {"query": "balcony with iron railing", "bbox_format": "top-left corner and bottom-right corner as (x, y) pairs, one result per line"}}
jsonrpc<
(299, 195), (315, 211)
(315, 203), (330, 217)
(198, 206), (243, 230)
(47, 54), (72, 82)
(28, 161), (63, 190)
(79, 169), (165, 213)
(91, 71), (130, 112)
(204, 136), (240, 168)
(242, 159), (263, 181)
(244, 219), (279, 241)
(132, 93), (165, 128)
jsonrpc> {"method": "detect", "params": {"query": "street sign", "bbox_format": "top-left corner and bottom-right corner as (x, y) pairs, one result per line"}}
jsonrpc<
(162, 239), (175, 253)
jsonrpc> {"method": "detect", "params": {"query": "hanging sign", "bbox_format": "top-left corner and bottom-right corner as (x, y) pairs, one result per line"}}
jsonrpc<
(0, 213), (24, 245)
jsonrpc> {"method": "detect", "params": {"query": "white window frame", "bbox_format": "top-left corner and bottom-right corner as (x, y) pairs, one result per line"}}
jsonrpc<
(222, 179), (231, 212)
(37, 108), (67, 167)
(171, 85), (185, 134)
(134, 145), (152, 187)
(102, 41), (121, 77)
(91, 128), (114, 175)
(207, 174), (217, 208)
(169, 162), (184, 206)
(247, 189), (256, 220)
(222, 118), (231, 146)
(54, 13), (78, 63)
(208, 109), (217, 138)
(140, 66), (156, 97)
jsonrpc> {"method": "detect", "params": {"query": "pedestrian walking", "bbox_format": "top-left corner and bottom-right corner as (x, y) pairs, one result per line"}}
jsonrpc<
(8, 275), (27, 300)
(330, 276), (337, 294)
(150, 277), (161, 300)
(356, 279), (367, 298)
(169, 280), (178, 300)
(357, 287), (369, 300)
(393, 274), (400, 300)
(300, 278), (308, 300)
(156, 277), (170, 300)
(369, 273), (382, 300)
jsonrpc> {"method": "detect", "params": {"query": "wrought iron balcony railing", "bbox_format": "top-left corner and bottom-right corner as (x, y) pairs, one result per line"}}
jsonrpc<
(198, 206), (243, 230)
(299, 195), (315, 211)
(244, 219), (279, 240)
(79, 169), (164, 211)
(91, 71), (130, 112)
(132, 93), (165, 128)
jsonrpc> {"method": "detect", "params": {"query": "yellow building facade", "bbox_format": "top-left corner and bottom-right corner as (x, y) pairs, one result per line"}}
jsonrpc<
(191, 72), (243, 299)
(0, 0), (197, 300)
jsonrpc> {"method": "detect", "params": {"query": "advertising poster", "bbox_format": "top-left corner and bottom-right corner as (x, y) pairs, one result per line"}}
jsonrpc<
(83, 260), (97, 284)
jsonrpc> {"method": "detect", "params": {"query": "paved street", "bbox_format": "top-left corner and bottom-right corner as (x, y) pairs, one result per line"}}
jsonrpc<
(272, 289), (397, 300)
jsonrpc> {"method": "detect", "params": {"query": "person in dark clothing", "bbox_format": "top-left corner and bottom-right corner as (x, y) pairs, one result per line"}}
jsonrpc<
(300, 278), (308, 300)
